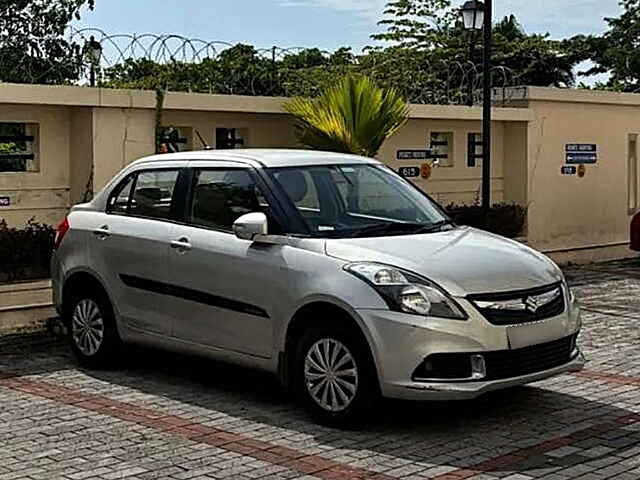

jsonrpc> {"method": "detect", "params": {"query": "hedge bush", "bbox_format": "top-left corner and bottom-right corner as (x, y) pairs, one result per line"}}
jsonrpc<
(0, 219), (55, 283)
(445, 202), (527, 239)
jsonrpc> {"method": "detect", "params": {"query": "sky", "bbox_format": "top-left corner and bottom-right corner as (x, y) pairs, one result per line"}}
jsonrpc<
(76, 0), (622, 52)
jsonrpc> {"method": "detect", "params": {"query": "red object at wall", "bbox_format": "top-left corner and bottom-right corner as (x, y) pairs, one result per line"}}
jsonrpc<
(631, 213), (640, 251)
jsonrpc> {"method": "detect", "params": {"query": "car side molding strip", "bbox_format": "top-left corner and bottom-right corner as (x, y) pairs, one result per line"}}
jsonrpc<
(119, 274), (270, 319)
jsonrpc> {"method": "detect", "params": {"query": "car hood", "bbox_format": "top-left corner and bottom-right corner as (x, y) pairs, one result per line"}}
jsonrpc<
(324, 227), (562, 296)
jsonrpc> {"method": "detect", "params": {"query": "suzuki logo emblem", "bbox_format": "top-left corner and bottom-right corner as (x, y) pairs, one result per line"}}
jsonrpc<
(525, 297), (539, 313)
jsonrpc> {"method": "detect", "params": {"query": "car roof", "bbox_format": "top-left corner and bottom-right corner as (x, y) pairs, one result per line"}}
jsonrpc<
(133, 149), (381, 168)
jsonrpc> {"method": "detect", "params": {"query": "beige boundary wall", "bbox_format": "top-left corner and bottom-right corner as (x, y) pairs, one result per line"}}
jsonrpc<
(0, 280), (55, 334)
(0, 84), (531, 229)
(4, 83), (640, 332)
(0, 83), (638, 266)
(515, 87), (640, 262)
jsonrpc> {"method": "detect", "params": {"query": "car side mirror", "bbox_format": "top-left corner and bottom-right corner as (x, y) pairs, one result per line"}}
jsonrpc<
(233, 212), (268, 241)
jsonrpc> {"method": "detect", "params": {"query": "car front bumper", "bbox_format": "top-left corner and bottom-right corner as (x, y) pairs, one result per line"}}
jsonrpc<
(357, 296), (584, 401)
(381, 350), (585, 401)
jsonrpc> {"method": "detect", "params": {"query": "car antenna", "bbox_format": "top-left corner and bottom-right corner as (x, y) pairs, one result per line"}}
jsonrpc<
(195, 129), (213, 150)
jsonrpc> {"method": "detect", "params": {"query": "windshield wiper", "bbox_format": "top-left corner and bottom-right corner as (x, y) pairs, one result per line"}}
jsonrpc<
(346, 222), (429, 238)
(343, 219), (456, 238)
(412, 220), (456, 234)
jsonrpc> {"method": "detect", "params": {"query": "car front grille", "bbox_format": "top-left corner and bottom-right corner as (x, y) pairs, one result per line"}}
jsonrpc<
(412, 335), (578, 382)
(468, 282), (566, 326)
(483, 335), (577, 381)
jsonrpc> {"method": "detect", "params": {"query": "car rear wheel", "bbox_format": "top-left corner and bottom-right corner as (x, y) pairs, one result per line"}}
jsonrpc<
(67, 289), (123, 369)
(293, 321), (380, 428)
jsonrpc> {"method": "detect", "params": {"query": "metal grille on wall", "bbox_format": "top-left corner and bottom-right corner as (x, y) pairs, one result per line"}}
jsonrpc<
(15, 28), (521, 106)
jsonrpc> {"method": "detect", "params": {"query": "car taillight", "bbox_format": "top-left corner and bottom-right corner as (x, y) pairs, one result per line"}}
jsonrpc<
(54, 217), (70, 250)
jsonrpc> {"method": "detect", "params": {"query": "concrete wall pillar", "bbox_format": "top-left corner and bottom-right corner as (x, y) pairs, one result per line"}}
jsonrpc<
(502, 121), (528, 207)
(69, 108), (94, 206)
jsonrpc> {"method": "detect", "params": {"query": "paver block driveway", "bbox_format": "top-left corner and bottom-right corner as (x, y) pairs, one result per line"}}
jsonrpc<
(2, 259), (640, 480)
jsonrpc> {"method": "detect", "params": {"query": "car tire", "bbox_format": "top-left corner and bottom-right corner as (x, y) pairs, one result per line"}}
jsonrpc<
(66, 288), (123, 369)
(293, 320), (380, 428)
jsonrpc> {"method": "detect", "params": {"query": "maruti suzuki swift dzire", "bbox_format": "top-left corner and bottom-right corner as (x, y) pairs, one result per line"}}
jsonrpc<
(52, 149), (585, 426)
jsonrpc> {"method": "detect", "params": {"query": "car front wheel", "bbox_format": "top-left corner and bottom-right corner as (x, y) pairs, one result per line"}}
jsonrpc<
(294, 322), (380, 428)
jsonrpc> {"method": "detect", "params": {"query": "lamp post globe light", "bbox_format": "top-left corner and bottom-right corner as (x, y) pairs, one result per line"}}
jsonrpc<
(461, 0), (492, 222)
(84, 35), (103, 87)
(461, 0), (485, 30)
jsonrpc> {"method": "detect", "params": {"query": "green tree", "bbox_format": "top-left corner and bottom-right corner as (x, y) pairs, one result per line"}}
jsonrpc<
(102, 58), (168, 90)
(0, 0), (95, 84)
(373, 1), (579, 88)
(492, 15), (577, 87)
(570, 0), (640, 92)
(103, 45), (358, 98)
(374, 0), (459, 48)
(283, 75), (409, 157)
(358, 47), (450, 104)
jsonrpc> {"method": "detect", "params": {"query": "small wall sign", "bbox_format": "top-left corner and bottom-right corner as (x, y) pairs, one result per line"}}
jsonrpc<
(0, 197), (10, 207)
(566, 144), (598, 164)
(567, 143), (598, 153)
(561, 166), (577, 175)
(397, 150), (432, 161)
(566, 144), (597, 152)
(566, 153), (598, 164)
(398, 167), (421, 178)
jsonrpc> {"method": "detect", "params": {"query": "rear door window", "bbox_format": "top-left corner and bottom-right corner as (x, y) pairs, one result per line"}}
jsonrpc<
(108, 169), (180, 221)
(131, 170), (180, 220)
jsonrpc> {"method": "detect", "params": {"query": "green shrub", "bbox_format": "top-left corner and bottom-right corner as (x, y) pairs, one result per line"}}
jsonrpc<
(0, 218), (55, 283)
(445, 202), (527, 239)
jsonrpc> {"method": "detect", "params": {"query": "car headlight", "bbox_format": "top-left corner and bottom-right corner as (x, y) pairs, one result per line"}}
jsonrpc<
(344, 262), (467, 320)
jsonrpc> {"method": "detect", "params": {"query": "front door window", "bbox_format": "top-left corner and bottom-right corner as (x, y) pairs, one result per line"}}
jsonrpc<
(190, 169), (268, 231)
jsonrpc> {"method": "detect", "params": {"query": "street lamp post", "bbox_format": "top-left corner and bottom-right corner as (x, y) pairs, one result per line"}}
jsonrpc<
(84, 36), (103, 87)
(461, 0), (492, 222)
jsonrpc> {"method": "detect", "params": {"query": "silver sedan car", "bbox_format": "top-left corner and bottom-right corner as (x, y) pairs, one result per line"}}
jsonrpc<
(52, 149), (585, 426)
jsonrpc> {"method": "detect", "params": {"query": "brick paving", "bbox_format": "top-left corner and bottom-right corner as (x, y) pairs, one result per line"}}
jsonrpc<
(2, 260), (640, 479)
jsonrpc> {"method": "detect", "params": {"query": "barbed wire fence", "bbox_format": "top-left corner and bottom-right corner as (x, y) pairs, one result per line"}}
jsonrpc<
(8, 27), (522, 106)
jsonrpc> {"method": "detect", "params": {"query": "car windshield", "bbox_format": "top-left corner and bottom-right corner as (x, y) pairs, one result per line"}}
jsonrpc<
(268, 164), (451, 238)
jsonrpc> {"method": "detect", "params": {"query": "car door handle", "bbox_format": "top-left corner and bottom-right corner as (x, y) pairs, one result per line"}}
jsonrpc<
(93, 226), (110, 239)
(170, 238), (192, 252)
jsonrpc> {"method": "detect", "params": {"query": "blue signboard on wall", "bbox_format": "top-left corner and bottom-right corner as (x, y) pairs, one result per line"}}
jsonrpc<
(0, 197), (10, 207)
(566, 144), (597, 153)
(566, 144), (598, 164)
(397, 150), (432, 161)
(566, 153), (598, 164)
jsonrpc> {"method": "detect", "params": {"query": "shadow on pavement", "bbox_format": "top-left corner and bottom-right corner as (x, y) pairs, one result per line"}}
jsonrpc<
(2, 330), (639, 476)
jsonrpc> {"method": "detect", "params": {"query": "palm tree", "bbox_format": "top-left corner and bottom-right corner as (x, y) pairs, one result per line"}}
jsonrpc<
(283, 75), (409, 158)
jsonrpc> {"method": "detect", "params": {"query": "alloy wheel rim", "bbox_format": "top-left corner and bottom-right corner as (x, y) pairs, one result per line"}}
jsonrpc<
(72, 299), (104, 356)
(304, 338), (359, 412)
